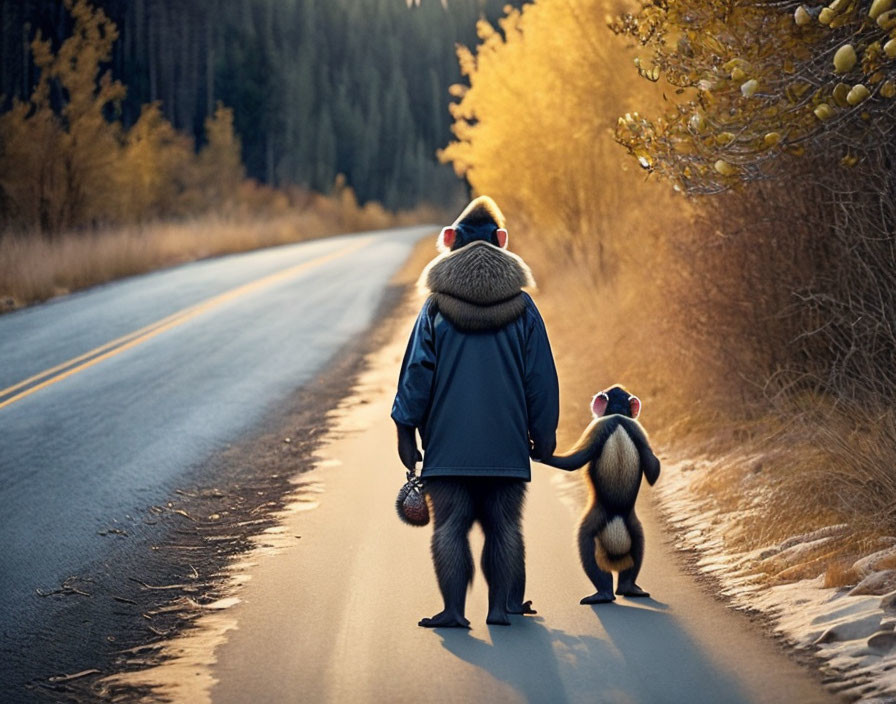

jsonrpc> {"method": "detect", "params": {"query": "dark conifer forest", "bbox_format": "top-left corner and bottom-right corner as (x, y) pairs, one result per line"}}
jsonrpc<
(0, 0), (526, 209)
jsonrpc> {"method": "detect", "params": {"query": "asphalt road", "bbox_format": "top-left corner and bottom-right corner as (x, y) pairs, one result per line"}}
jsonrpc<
(199, 317), (839, 704)
(0, 227), (430, 684)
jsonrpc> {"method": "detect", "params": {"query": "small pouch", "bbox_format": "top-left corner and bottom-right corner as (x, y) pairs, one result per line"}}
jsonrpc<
(396, 470), (429, 526)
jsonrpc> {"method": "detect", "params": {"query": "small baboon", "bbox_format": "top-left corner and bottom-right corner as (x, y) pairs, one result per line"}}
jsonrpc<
(540, 386), (660, 604)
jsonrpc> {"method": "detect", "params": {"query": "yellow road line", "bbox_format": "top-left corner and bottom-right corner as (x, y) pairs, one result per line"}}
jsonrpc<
(0, 237), (373, 411)
(0, 309), (195, 398)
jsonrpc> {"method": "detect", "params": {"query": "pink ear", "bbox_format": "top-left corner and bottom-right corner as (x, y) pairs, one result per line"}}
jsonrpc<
(629, 395), (642, 419)
(440, 227), (456, 249)
(591, 393), (609, 417)
(496, 228), (508, 248)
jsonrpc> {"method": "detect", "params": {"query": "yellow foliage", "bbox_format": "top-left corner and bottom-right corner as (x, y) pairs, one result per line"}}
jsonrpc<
(440, 0), (657, 270)
(610, 0), (896, 192)
(195, 104), (245, 205)
(117, 104), (193, 220)
(0, 0), (250, 234)
(0, 0), (123, 231)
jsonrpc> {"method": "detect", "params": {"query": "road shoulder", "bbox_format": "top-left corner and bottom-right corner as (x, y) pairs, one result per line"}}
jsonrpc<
(130, 292), (836, 704)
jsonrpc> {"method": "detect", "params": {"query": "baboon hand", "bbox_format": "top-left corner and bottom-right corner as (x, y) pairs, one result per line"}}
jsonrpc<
(396, 422), (421, 470)
(529, 437), (555, 462)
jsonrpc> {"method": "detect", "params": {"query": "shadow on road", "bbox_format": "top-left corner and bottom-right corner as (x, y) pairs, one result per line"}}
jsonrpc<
(589, 600), (753, 703)
(436, 601), (753, 704)
(437, 616), (583, 704)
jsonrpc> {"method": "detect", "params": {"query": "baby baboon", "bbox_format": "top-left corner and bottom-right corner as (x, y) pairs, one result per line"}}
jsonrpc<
(541, 386), (660, 603)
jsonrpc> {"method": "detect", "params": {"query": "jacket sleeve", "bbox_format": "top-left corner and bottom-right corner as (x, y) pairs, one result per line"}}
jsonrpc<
(524, 296), (560, 459)
(391, 300), (437, 429)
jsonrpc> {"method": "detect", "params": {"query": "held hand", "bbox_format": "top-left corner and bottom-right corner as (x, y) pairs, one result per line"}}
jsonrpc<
(528, 439), (542, 462)
(529, 437), (556, 463)
(396, 422), (422, 470)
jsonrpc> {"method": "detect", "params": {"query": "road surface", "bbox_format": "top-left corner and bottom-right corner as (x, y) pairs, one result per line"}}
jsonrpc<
(0, 227), (431, 694)
(1, 228), (838, 702)
(198, 318), (837, 704)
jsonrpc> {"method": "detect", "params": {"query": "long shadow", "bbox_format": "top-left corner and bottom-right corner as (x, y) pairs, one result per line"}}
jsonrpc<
(586, 600), (755, 704)
(436, 601), (754, 704)
(437, 616), (605, 704)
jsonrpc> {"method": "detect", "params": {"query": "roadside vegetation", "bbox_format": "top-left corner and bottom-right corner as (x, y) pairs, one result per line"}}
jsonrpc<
(442, 0), (896, 587)
(0, 1), (443, 310)
(0, 196), (435, 311)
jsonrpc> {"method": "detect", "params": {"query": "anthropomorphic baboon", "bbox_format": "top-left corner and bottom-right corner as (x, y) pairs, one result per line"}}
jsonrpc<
(540, 386), (660, 604)
(392, 196), (559, 627)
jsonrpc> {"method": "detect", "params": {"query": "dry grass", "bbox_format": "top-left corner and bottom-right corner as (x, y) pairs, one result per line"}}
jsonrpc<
(0, 196), (443, 311)
(520, 175), (896, 582)
(823, 561), (862, 589)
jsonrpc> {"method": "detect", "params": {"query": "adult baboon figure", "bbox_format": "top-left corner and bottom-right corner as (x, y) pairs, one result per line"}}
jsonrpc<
(392, 196), (559, 627)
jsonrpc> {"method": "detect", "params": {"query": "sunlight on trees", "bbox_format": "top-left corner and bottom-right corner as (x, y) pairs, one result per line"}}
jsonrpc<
(194, 105), (246, 209)
(610, 0), (896, 403)
(0, 0), (124, 232)
(440, 0), (646, 272)
(442, 0), (896, 541)
(611, 0), (896, 193)
(118, 104), (192, 221)
(0, 0), (245, 234)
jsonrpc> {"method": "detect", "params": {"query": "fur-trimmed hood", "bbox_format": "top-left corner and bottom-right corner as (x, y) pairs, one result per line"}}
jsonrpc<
(419, 241), (536, 331)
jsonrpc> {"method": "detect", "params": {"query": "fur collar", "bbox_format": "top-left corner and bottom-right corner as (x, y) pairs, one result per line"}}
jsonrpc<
(419, 241), (536, 331)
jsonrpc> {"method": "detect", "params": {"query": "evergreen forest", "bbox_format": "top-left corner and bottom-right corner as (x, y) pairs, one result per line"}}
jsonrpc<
(0, 0), (527, 211)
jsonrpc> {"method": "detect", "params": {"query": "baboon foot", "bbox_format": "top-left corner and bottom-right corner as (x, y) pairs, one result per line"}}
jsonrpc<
(580, 591), (616, 605)
(616, 583), (650, 598)
(418, 610), (470, 628)
(486, 608), (512, 626)
(508, 600), (537, 615)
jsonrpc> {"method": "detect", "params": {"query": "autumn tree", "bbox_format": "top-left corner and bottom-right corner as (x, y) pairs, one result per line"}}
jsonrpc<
(612, 0), (896, 194)
(612, 0), (896, 400)
(117, 103), (192, 221)
(440, 1), (649, 273)
(0, 1), (250, 232)
(0, 0), (124, 233)
(192, 104), (245, 211)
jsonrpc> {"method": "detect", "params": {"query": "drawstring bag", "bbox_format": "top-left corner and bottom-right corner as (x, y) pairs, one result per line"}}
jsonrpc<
(396, 470), (429, 526)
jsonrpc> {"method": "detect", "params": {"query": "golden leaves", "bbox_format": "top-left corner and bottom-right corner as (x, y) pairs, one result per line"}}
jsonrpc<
(833, 45), (857, 73)
(610, 0), (896, 193)
(814, 103), (835, 119)
(869, 0), (894, 20)
(846, 84), (871, 104)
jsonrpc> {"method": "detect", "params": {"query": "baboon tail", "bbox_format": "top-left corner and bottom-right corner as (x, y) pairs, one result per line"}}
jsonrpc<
(596, 517), (634, 572)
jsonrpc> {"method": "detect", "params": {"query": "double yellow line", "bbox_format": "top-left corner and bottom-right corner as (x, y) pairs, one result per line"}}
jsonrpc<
(0, 237), (373, 411)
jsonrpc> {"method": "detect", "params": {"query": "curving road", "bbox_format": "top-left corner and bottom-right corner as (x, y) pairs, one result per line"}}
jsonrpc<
(0, 227), (430, 685)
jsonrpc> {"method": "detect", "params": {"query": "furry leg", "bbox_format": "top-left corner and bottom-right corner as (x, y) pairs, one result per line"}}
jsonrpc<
(420, 479), (474, 628)
(477, 479), (526, 625)
(505, 484), (535, 615)
(578, 516), (615, 604)
(616, 512), (649, 597)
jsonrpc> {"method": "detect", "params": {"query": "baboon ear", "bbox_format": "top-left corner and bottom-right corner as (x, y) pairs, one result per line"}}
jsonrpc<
(629, 395), (642, 419)
(439, 227), (456, 251)
(591, 392), (609, 418)
(496, 228), (508, 249)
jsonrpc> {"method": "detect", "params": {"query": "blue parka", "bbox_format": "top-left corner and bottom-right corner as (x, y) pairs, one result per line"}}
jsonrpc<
(391, 241), (559, 481)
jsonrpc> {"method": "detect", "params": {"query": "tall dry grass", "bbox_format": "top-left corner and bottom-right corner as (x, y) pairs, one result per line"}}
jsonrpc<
(522, 172), (896, 584)
(0, 191), (443, 311)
